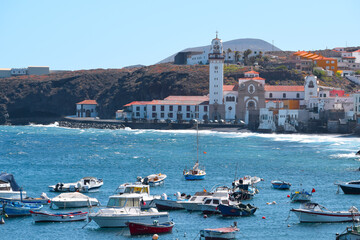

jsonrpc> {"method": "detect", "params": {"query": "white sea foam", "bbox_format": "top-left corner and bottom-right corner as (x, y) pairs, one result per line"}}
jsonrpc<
(29, 122), (59, 128)
(329, 153), (357, 159)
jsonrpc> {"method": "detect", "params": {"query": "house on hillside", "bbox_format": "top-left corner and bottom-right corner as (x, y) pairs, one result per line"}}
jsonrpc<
(76, 100), (98, 118)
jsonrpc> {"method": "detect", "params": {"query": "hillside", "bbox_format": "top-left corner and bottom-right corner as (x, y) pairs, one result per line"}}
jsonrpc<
(158, 38), (281, 63)
(0, 64), (358, 125)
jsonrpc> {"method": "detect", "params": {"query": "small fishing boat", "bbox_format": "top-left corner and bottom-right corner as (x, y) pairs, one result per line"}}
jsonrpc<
(137, 173), (167, 186)
(291, 202), (360, 223)
(51, 192), (99, 209)
(200, 222), (239, 240)
(126, 220), (174, 236)
(21, 193), (51, 204)
(0, 200), (43, 217)
(336, 225), (360, 240)
(184, 122), (206, 180)
(89, 194), (169, 228)
(271, 180), (291, 190)
(154, 192), (189, 210)
(218, 203), (257, 217)
(0, 173), (27, 199)
(30, 210), (88, 222)
(48, 177), (103, 192)
(290, 189), (313, 202)
(338, 181), (360, 194)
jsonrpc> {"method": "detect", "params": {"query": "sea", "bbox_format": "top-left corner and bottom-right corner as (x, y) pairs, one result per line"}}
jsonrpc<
(1, 123), (360, 239)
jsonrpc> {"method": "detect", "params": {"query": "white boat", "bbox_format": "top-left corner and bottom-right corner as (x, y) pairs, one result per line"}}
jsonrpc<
(181, 187), (229, 212)
(48, 177), (103, 192)
(30, 210), (88, 222)
(51, 192), (99, 209)
(89, 194), (169, 228)
(115, 183), (160, 209)
(291, 202), (360, 223)
(153, 192), (189, 210)
(200, 223), (239, 240)
(0, 173), (27, 199)
(138, 174), (167, 186)
(200, 198), (232, 214)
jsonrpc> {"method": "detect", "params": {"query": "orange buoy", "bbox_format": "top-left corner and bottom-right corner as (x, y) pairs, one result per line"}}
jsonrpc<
(262, 216), (266, 219)
(287, 195), (290, 198)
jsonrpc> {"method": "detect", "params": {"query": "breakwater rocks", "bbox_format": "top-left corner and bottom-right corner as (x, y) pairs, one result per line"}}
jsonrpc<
(58, 120), (125, 130)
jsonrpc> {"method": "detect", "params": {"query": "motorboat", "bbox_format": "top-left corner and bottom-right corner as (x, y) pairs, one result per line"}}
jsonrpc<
(184, 122), (206, 180)
(200, 198), (232, 214)
(218, 203), (257, 217)
(21, 193), (51, 205)
(291, 202), (360, 223)
(0, 200), (42, 217)
(154, 192), (189, 210)
(200, 222), (239, 240)
(232, 176), (263, 187)
(126, 220), (174, 235)
(290, 190), (313, 202)
(338, 181), (360, 194)
(271, 180), (291, 190)
(336, 225), (360, 240)
(30, 210), (88, 222)
(115, 183), (160, 209)
(181, 187), (229, 212)
(0, 173), (27, 199)
(137, 173), (167, 186)
(48, 177), (103, 192)
(51, 192), (99, 209)
(88, 194), (169, 228)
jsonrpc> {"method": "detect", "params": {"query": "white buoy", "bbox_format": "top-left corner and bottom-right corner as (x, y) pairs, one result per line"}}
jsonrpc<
(0, 217), (5, 224)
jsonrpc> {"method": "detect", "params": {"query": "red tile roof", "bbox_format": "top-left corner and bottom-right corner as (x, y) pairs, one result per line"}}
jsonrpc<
(265, 85), (304, 92)
(77, 100), (97, 105)
(353, 49), (360, 52)
(238, 77), (265, 81)
(164, 96), (209, 101)
(223, 85), (236, 91)
(245, 70), (259, 74)
(123, 101), (152, 107)
(343, 56), (356, 59)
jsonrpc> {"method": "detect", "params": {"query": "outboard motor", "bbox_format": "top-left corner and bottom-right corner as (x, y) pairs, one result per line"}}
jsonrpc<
(82, 185), (89, 192)
(161, 193), (167, 200)
(41, 192), (49, 200)
(143, 177), (149, 185)
(175, 192), (181, 200)
(55, 183), (61, 191)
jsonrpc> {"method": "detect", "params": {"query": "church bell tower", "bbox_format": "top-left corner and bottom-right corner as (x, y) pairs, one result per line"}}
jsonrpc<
(208, 32), (225, 120)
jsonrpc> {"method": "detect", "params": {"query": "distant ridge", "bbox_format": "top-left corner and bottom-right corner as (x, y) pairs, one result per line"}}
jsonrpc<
(158, 38), (281, 63)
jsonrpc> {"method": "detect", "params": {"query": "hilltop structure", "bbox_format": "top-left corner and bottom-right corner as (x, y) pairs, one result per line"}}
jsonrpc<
(0, 66), (50, 78)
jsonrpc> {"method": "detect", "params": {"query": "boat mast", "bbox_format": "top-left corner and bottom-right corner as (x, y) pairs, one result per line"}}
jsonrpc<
(196, 121), (199, 164)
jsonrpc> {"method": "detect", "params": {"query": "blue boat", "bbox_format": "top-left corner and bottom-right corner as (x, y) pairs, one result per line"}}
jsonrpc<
(290, 190), (312, 202)
(184, 122), (206, 181)
(0, 200), (43, 217)
(271, 180), (291, 190)
(218, 203), (257, 217)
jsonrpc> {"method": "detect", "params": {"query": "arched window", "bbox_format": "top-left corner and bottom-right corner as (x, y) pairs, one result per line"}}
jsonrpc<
(269, 93), (273, 98)
(308, 81), (314, 88)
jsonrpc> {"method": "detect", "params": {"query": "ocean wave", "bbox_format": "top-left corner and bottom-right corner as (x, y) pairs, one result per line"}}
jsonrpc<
(329, 153), (358, 159)
(29, 122), (59, 128)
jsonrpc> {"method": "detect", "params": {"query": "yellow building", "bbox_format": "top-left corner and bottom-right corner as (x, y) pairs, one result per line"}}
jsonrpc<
(293, 51), (337, 73)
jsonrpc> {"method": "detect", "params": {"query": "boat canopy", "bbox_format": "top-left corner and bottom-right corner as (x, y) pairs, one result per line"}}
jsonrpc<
(0, 173), (21, 191)
(107, 194), (141, 208)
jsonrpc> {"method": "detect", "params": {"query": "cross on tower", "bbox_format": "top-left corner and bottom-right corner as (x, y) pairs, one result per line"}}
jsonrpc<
(216, 31), (218, 38)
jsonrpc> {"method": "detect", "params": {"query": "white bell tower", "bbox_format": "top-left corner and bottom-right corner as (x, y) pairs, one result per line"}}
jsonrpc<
(209, 32), (224, 105)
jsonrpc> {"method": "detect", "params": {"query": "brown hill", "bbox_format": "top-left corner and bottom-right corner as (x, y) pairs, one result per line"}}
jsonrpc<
(0, 64), (358, 124)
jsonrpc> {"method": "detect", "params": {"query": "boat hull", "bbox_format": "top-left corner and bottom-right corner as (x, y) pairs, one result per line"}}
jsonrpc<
(340, 185), (360, 194)
(51, 200), (99, 209)
(218, 204), (257, 217)
(0, 202), (43, 217)
(291, 209), (360, 223)
(271, 181), (291, 190)
(336, 231), (360, 240)
(184, 174), (205, 180)
(30, 211), (88, 222)
(89, 212), (169, 228)
(201, 204), (220, 214)
(290, 192), (312, 202)
(154, 199), (185, 210)
(127, 221), (174, 235)
(200, 228), (238, 240)
(0, 191), (27, 199)
(181, 202), (202, 212)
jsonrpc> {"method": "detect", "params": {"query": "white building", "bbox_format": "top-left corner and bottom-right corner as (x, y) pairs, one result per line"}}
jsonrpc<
(0, 66), (50, 78)
(76, 100), (98, 118)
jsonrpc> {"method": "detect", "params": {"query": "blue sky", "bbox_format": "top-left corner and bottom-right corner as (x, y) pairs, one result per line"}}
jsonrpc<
(1, 0), (359, 70)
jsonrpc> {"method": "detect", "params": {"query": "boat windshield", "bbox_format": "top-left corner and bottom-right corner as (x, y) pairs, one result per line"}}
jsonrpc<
(125, 198), (140, 208)
(107, 197), (126, 208)
(123, 186), (148, 194)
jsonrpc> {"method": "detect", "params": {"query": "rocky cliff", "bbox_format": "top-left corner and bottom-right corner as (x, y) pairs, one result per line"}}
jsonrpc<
(0, 64), (357, 125)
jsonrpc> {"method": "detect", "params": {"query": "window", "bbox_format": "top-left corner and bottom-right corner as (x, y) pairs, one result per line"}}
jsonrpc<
(324, 94), (326, 97)
(136, 106), (140, 111)
(152, 105), (156, 111)
(178, 106), (182, 111)
(136, 112), (140, 117)
(320, 94), (322, 97)
(195, 113), (199, 118)
(91, 109), (94, 112)
(168, 113), (173, 118)
(195, 106), (199, 112)
(186, 113), (190, 118)
(296, 93), (300, 98)
(204, 199), (212, 204)
(161, 113), (164, 118)
(169, 105), (173, 111)
(331, 66), (334, 69)
(213, 199), (220, 205)
(152, 113), (157, 118)
(283, 93), (286, 98)
(186, 106), (190, 111)
(204, 106), (208, 112)
(161, 105), (164, 111)
(269, 93), (273, 98)
(331, 61), (334, 64)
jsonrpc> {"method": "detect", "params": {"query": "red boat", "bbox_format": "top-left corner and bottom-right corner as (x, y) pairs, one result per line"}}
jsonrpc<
(126, 221), (175, 236)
